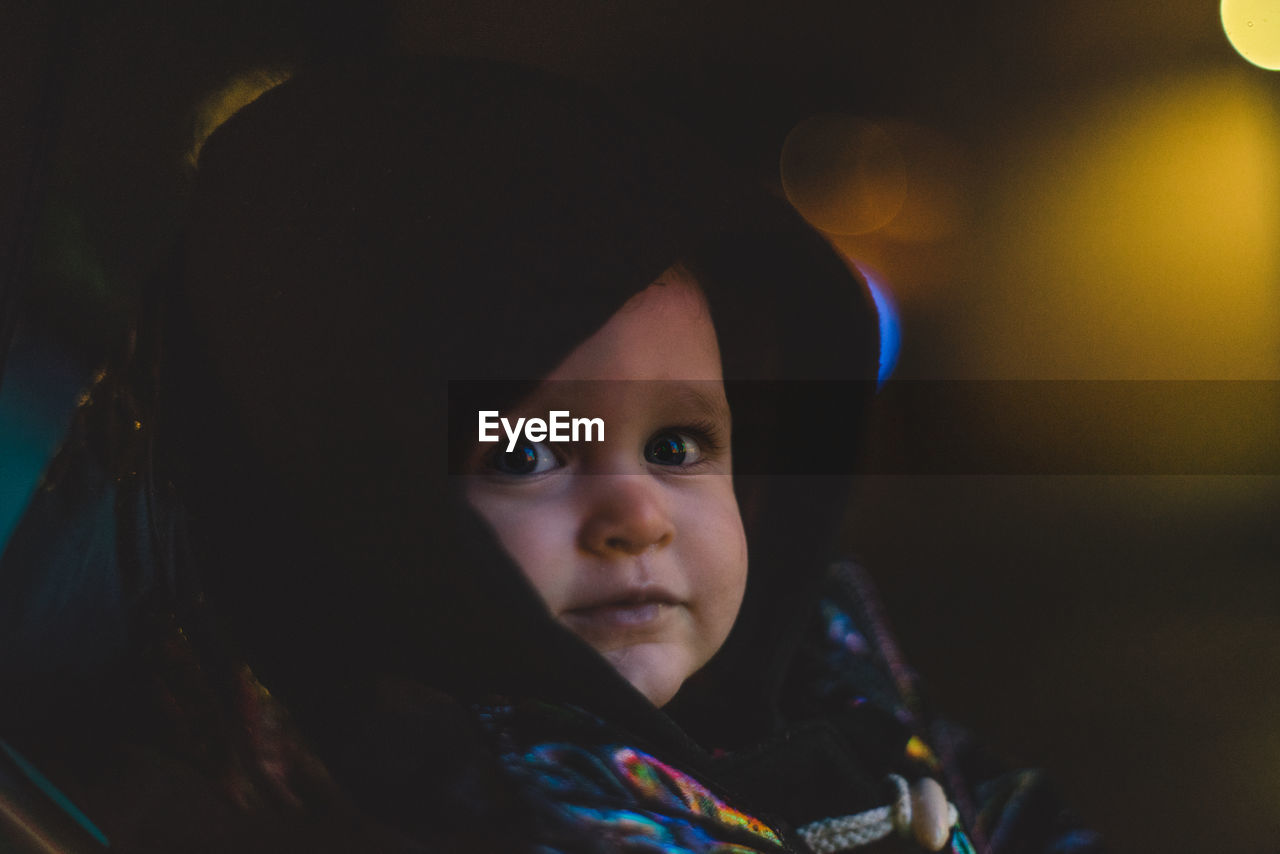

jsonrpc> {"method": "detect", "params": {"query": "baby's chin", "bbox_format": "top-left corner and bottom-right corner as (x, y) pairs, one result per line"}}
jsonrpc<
(601, 642), (696, 708)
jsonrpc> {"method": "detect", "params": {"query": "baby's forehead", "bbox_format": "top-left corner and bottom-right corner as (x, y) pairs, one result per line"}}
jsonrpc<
(621, 267), (710, 314)
(546, 269), (723, 385)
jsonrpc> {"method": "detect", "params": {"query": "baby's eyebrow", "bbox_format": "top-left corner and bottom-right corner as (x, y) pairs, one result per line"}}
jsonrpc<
(666, 382), (732, 427)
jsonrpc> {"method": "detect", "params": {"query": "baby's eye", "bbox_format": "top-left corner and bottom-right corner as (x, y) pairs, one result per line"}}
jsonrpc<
(488, 440), (560, 476)
(644, 430), (703, 467)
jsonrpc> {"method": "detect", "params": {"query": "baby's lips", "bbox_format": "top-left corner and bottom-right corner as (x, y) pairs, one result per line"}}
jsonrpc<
(564, 583), (682, 614)
(561, 585), (686, 636)
(567, 601), (670, 627)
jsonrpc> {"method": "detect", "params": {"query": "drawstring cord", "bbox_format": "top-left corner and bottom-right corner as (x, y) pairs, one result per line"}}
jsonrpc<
(797, 774), (959, 853)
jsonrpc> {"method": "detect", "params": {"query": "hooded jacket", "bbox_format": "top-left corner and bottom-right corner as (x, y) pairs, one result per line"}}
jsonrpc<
(0, 57), (1100, 854)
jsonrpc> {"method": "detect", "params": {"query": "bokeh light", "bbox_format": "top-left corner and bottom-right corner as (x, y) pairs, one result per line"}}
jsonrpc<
(1222, 0), (1280, 70)
(959, 71), (1280, 481)
(781, 115), (907, 235)
(873, 121), (967, 245)
(977, 71), (1280, 382)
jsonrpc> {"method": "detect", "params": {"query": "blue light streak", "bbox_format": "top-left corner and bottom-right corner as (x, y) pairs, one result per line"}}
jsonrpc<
(858, 267), (901, 387)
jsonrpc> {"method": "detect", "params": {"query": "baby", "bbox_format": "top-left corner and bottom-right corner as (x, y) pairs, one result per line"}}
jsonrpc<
(466, 268), (747, 707)
(13, 56), (1093, 854)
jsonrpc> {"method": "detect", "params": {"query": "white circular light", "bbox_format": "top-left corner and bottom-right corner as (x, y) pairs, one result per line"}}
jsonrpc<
(1222, 0), (1280, 70)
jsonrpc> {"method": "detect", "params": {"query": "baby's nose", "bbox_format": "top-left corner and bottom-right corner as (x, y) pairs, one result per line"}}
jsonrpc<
(577, 475), (674, 557)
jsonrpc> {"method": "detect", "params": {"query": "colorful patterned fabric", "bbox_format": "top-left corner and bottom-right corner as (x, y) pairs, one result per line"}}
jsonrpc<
(476, 702), (790, 854)
(463, 560), (1099, 853)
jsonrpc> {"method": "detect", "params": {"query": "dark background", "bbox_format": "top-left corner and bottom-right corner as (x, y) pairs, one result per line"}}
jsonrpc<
(3, 2), (1278, 851)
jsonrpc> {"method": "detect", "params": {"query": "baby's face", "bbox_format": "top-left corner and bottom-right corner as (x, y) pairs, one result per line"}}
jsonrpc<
(465, 270), (747, 707)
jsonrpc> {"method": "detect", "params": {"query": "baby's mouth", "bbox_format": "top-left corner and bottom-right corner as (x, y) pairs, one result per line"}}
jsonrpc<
(562, 591), (681, 630)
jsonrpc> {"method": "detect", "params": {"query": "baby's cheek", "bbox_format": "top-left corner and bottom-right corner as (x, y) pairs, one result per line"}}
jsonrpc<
(477, 496), (578, 609)
(682, 498), (747, 667)
(706, 491), (748, 606)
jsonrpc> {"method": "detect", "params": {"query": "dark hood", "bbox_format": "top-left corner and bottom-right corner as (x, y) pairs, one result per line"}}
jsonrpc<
(160, 56), (879, 771)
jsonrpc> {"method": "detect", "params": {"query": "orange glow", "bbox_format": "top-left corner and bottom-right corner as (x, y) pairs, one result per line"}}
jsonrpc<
(875, 120), (968, 244)
(786, 118), (971, 305)
(781, 114), (907, 235)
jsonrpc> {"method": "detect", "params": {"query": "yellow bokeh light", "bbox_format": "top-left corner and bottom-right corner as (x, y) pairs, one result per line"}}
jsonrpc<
(979, 71), (1280, 382)
(780, 115), (907, 235)
(1222, 0), (1280, 70)
(948, 70), (1280, 487)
